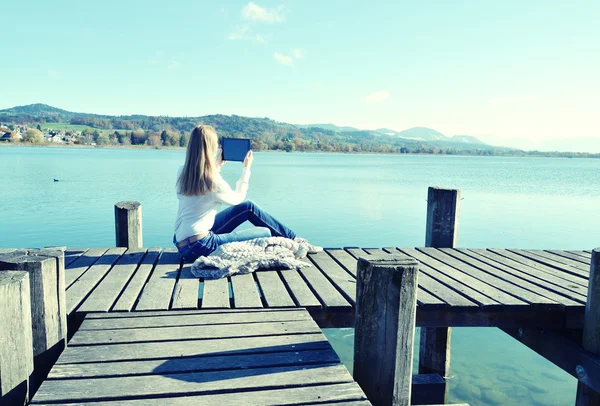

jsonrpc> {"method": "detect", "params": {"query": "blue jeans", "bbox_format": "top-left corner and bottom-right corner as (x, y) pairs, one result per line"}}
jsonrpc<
(176, 201), (296, 263)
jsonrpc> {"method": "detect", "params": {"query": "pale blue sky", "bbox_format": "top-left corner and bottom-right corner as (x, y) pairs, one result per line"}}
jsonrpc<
(2, 0), (599, 150)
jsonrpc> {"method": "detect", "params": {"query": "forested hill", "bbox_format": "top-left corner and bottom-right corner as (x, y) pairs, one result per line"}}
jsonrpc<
(1, 103), (514, 155)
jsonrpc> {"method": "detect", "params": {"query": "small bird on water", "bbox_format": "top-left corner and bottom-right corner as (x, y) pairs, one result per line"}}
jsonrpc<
(54, 179), (59, 182)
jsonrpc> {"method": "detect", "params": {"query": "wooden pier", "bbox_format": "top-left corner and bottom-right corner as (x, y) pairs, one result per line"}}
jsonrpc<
(1, 190), (598, 406)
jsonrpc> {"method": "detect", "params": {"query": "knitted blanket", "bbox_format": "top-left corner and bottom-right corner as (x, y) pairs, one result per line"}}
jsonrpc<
(191, 237), (323, 279)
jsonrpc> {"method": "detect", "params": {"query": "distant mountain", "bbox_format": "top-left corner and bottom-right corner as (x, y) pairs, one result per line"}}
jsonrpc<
(296, 123), (361, 132)
(1, 103), (518, 155)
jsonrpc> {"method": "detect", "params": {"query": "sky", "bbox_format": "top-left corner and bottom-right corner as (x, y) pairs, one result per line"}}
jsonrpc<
(1, 0), (599, 151)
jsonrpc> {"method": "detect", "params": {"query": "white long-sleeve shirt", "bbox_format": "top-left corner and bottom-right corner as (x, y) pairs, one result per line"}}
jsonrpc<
(174, 165), (251, 241)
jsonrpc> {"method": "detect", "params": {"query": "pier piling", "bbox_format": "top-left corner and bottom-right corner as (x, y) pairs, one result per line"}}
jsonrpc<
(354, 252), (419, 406)
(115, 200), (143, 249)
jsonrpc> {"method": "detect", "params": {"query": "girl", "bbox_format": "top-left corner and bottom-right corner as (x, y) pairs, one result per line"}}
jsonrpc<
(174, 125), (297, 263)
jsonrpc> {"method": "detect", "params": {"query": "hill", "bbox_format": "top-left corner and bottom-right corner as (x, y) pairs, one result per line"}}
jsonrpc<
(0, 103), (517, 155)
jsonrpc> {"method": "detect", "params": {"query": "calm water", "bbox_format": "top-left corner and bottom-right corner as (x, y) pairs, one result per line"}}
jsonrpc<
(2, 145), (599, 405)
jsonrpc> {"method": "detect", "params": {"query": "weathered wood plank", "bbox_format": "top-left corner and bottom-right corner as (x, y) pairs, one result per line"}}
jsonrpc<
(515, 249), (589, 273)
(0, 271), (33, 405)
(33, 364), (353, 403)
(439, 248), (584, 306)
(201, 278), (231, 309)
(327, 248), (359, 277)
(420, 248), (558, 306)
(48, 348), (339, 378)
(279, 269), (322, 309)
(112, 248), (161, 312)
(77, 249), (147, 313)
(546, 250), (593, 265)
(64, 248), (108, 288)
(230, 273), (263, 308)
(63, 248), (88, 267)
(309, 251), (357, 305)
(528, 249), (591, 270)
(66, 247), (127, 314)
(0, 248), (17, 254)
(354, 253), (418, 406)
(70, 320), (321, 346)
(85, 307), (304, 319)
(255, 271), (296, 307)
(567, 250), (593, 260)
(171, 263), (199, 310)
(80, 308), (311, 330)
(489, 248), (588, 283)
(134, 249), (181, 311)
(577, 248), (600, 405)
(297, 257), (351, 311)
(468, 249), (588, 296)
(114, 201), (143, 249)
(32, 382), (367, 405)
(56, 333), (330, 364)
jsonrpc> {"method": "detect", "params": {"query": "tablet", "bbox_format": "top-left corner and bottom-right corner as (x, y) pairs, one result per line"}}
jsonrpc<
(221, 138), (251, 162)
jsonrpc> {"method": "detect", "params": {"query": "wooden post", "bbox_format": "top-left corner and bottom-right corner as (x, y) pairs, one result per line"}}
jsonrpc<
(0, 250), (67, 394)
(576, 248), (600, 406)
(419, 187), (460, 403)
(354, 252), (419, 406)
(0, 271), (34, 405)
(115, 201), (143, 249)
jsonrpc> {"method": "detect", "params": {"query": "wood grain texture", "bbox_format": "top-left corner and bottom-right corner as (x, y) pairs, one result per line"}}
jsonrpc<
(134, 249), (181, 311)
(0, 271), (33, 405)
(546, 250), (592, 265)
(230, 273), (262, 308)
(171, 263), (199, 310)
(112, 248), (161, 312)
(279, 269), (321, 309)
(64, 248), (108, 288)
(326, 248), (359, 277)
(297, 257), (351, 311)
(309, 251), (357, 305)
(255, 271), (296, 307)
(354, 252), (418, 406)
(201, 278), (231, 309)
(114, 200), (143, 249)
(425, 187), (460, 248)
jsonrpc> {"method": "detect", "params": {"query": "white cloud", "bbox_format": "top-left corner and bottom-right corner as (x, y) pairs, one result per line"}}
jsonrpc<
(227, 24), (268, 43)
(488, 96), (536, 104)
(273, 52), (293, 66)
(292, 48), (304, 58)
(365, 90), (390, 104)
(242, 2), (286, 23)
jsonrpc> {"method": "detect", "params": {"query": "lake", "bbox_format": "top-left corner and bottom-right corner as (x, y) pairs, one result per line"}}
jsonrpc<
(1, 145), (599, 405)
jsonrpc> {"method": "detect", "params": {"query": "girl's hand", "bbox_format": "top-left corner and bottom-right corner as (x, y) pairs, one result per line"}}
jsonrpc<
(216, 148), (226, 168)
(243, 150), (254, 168)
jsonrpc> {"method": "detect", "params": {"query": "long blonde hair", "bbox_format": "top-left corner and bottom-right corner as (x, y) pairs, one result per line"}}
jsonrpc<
(177, 125), (219, 195)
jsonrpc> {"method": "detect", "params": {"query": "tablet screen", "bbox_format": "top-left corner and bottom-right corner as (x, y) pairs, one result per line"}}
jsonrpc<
(222, 138), (251, 162)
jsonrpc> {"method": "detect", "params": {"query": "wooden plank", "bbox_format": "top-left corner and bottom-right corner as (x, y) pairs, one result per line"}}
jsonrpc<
(0, 271), (33, 405)
(524, 250), (590, 275)
(33, 364), (353, 403)
(201, 278), (231, 309)
(309, 251), (357, 305)
(577, 248), (600, 404)
(547, 249), (593, 265)
(48, 348), (339, 378)
(134, 249), (181, 311)
(32, 382), (367, 405)
(230, 273), (262, 308)
(77, 249), (147, 313)
(489, 248), (588, 283)
(64, 248), (108, 288)
(568, 250), (593, 260)
(80, 309), (311, 330)
(0, 248), (17, 254)
(354, 252), (418, 406)
(171, 263), (199, 310)
(66, 247), (127, 314)
(280, 269), (322, 309)
(70, 320), (321, 346)
(63, 248), (88, 267)
(468, 249), (589, 296)
(56, 333), (330, 364)
(297, 257), (351, 311)
(114, 201), (143, 249)
(420, 248), (558, 306)
(439, 248), (584, 306)
(394, 249), (497, 308)
(255, 271), (296, 307)
(85, 307), (303, 319)
(112, 248), (161, 312)
(327, 248), (359, 277)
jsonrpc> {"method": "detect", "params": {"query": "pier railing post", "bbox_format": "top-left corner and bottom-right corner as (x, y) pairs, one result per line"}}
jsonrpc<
(576, 248), (600, 406)
(419, 186), (461, 403)
(115, 201), (143, 248)
(0, 271), (34, 405)
(0, 249), (67, 395)
(354, 252), (419, 406)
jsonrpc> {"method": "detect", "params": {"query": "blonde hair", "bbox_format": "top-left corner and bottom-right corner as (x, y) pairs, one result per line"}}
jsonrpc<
(177, 125), (219, 195)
